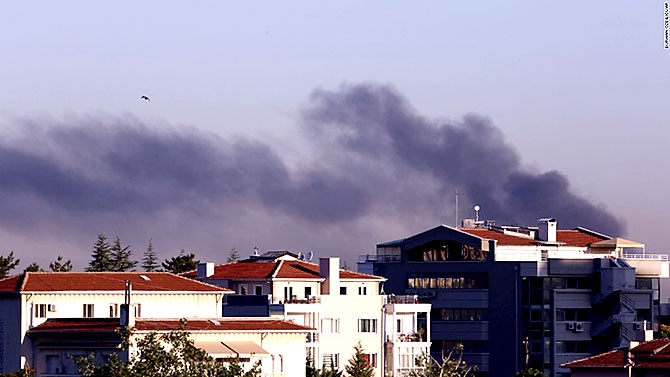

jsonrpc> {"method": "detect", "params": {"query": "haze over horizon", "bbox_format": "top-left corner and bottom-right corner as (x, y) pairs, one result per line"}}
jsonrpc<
(1, 2), (668, 271)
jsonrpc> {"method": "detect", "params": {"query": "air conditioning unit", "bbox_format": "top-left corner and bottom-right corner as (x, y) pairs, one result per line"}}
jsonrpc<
(574, 322), (584, 332)
(47, 304), (56, 312)
(566, 322), (576, 331)
(634, 322), (644, 330)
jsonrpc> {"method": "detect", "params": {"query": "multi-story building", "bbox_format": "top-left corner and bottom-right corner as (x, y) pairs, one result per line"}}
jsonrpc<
(358, 218), (669, 377)
(184, 252), (432, 377)
(27, 316), (313, 377)
(0, 271), (231, 374)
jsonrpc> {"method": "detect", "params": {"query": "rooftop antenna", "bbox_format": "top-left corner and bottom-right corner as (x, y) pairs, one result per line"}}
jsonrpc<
(455, 191), (459, 227)
(253, 246), (259, 256)
(474, 205), (480, 222)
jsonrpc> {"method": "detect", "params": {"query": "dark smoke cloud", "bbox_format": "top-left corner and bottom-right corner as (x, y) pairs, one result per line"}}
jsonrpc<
(0, 83), (624, 268)
(302, 83), (625, 235)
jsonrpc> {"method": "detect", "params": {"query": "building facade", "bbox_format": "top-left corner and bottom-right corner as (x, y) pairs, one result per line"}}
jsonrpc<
(0, 271), (231, 374)
(358, 218), (668, 377)
(184, 252), (431, 376)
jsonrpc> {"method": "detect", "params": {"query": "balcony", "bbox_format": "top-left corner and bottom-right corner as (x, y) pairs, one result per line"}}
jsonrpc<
(358, 254), (401, 263)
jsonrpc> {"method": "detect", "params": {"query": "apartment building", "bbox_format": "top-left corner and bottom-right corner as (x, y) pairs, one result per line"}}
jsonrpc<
(27, 316), (312, 377)
(358, 218), (669, 377)
(184, 252), (432, 377)
(0, 271), (230, 374)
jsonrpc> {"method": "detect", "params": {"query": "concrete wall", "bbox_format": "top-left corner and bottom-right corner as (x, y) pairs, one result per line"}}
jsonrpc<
(0, 295), (21, 373)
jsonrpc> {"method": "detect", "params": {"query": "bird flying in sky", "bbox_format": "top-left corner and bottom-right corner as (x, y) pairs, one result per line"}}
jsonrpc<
(141, 95), (150, 102)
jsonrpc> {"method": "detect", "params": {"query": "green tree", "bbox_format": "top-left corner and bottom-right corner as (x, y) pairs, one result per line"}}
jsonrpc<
(49, 255), (73, 272)
(409, 344), (476, 377)
(24, 263), (43, 272)
(227, 248), (240, 263)
(514, 368), (547, 377)
(162, 249), (199, 274)
(73, 321), (261, 377)
(142, 239), (160, 272)
(87, 234), (113, 272)
(0, 251), (20, 278)
(110, 236), (137, 272)
(0, 367), (35, 377)
(344, 342), (374, 377)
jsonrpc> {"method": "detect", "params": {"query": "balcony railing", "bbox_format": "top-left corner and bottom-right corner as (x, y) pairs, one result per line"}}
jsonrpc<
(623, 253), (669, 261)
(387, 294), (420, 304)
(358, 254), (401, 263)
(277, 296), (322, 305)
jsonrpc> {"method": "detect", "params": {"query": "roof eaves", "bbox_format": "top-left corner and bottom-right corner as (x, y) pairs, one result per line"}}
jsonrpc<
(270, 260), (283, 280)
(574, 227), (612, 241)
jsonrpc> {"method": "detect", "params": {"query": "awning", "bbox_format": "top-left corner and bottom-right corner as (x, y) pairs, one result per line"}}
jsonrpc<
(194, 341), (236, 358)
(195, 341), (269, 358)
(222, 341), (270, 357)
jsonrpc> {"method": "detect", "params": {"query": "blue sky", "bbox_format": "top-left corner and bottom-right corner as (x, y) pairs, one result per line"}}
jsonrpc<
(1, 2), (668, 270)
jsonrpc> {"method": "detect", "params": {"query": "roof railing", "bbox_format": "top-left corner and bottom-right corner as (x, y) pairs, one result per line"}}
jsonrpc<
(622, 253), (668, 261)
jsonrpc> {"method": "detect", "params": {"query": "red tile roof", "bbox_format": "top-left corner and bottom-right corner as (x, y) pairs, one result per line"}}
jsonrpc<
(182, 260), (384, 281)
(0, 274), (23, 292)
(459, 228), (607, 247)
(134, 319), (314, 332)
(28, 318), (313, 333)
(27, 318), (121, 333)
(561, 349), (628, 368)
(0, 272), (231, 293)
(562, 340), (670, 370)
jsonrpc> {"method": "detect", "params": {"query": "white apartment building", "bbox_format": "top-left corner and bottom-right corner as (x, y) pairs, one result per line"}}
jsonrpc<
(184, 252), (432, 377)
(27, 316), (312, 377)
(0, 271), (231, 374)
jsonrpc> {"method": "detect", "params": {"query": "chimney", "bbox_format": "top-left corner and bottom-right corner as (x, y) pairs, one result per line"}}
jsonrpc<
(319, 257), (340, 295)
(197, 262), (215, 278)
(120, 280), (135, 327)
(538, 218), (557, 242)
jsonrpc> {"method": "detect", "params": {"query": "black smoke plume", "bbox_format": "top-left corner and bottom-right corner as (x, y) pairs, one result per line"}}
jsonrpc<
(0, 83), (624, 267)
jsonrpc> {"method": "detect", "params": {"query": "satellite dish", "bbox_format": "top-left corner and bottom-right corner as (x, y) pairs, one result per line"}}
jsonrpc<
(306, 251), (314, 261)
(474, 205), (480, 211)
(297, 251), (304, 260)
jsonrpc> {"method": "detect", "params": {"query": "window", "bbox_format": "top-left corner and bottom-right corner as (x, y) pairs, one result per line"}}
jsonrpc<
(358, 319), (377, 333)
(35, 304), (47, 318)
(396, 319), (402, 333)
(134, 303), (142, 318)
(83, 304), (94, 318)
(340, 287), (347, 295)
(358, 286), (367, 295)
(363, 353), (377, 368)
(556, 341), (590, 353)
(254, 285), (263, 295)
(305, 286), (312, 297)
(284, 286), (293, 302)
(321, 318), (340, 334)
(321, 353), (339, 369)
(109, 304), (119, 318)
(46, 354), (61, 374)
(239, 285), (248, 295)
(433, 308), (488, 321)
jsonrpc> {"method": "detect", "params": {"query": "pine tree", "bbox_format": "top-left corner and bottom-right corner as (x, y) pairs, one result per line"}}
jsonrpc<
(227, 248), (240, 263)
(110, 236), (137, 272)
(24, 263), (43, 272)
(0, 251), (21, 278)
(142, 239), (160, 272)
(344, 342), (374, 377)
(49, 255), (73, 272)
(87, 234), (112, 272)
(162, 249), (199, 274)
